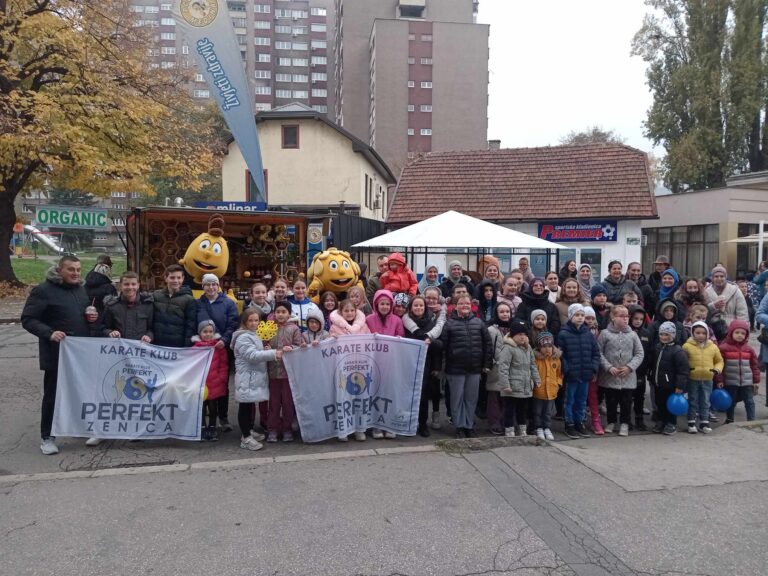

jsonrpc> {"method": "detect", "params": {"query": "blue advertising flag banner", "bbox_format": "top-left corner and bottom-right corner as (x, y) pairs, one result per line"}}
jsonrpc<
(173, 0), (266, 203)
(193, 201), (268, 212)
(283, 335), (428, 442)
(538, 220), (618, 243)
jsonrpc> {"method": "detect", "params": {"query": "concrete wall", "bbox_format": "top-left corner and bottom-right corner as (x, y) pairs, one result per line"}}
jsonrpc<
(221, 118), (389, 220)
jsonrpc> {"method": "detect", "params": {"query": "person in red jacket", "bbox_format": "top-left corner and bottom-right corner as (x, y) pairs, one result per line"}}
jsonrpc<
(193, 319), (230, 441)
(380, 252), (418, 296)
(717, 319), (760, 422)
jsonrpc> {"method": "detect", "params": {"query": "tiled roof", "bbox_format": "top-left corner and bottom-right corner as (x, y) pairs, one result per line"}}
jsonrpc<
(387, 144), (658, 224)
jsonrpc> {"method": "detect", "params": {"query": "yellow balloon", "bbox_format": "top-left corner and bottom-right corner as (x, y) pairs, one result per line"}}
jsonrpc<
(203, 385), (209, 401)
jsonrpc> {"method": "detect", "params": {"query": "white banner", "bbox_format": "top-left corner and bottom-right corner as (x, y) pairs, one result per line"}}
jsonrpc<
(52, 338), (213, 440)
(284, 335), (428, 442)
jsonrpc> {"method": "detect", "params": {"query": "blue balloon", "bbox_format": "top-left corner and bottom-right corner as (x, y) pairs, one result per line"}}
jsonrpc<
(667, 393), (689, 416)
(710, 388), (732, 412)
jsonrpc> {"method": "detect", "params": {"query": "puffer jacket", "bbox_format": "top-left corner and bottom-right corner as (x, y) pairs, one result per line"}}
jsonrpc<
(717, 320), (760, 387)
(365, 290), (405, 336)
(197, 292), (239, 345)
(101, 293), (154, 341)
(192, 335), (229, 400)
(497, 336), (541, 398)
(329, 309), (370, 336)
(628, 305), (652, 380)
(380, 252), (418, 296)
(84, 266), (116, 312)
(268, 318), (304, 379)
(303, 306), (330, 344)
(515, 289), (561, 335)
(683, 337), (724, 381)
(597, 323), (644, 390)
(556, 320), (600, 383)
(152, 285), (197, 347)
(601, 274), (643, 305)
(231, 329), (277, 403)
(439, 311), (493, 374)
(533, 348), (563, 400)
(21, 266), (93, 371)
(485, 324), (508, 392)
(649, 341), (689, 390)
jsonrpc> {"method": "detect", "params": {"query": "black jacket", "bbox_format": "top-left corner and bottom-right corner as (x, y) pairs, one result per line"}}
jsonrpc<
(404, 310), (443, 374)
(439, 312), (492, 374)
(101, 294), (154, 341)
(634, 275), (656, 318)
(21, 267), (93, 371)
(649, 342), (689, 390)
(152, 286), (197, 347)
(601, 275), (643, 305)
(439, 276), (475, 300)
(84, 269), (116, 312)
(515, 289), (561, 335)
(629, 307), (653, 379)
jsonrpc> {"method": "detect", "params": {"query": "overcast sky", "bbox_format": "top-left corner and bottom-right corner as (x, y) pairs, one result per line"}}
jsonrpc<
(478, 0), (655, 153)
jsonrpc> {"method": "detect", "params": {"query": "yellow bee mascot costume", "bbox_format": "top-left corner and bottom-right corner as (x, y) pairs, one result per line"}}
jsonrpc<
(306, 248), (363, 304)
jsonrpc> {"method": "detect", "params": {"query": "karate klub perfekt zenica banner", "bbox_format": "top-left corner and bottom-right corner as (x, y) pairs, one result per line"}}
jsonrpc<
(52, 338), (213, 440)
(284, 335), (428, 442)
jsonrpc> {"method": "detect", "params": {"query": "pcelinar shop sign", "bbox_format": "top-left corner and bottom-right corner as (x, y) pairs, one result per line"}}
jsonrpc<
(35, 206), (109, 229)
(538, 220), (618, 242)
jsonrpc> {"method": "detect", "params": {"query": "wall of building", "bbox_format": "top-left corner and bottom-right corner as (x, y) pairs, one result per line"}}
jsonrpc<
(222, 119), (389, 220)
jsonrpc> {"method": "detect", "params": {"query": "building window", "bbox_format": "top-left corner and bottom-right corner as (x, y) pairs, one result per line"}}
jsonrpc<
(255, 20), (271, 29)
(421, 57), (433, 65)
(195, 73), (204, 82)
(254, 86), (272, 95)
(311, 72), (327, 82)
(311, 7), (327, 16)
(311, 23), (327, 32)
(182, 44), (189, 54)
(408, 33), (415, 40)
(111, 191), (126, 198)
(642, 224), (720, 277)
(276, 25), (292, 33)
(130, 5), (145, 12)
(293, 90), (308, 98)
(312, 104), (328, 113)
(293, 73), (308, 82)
(407, 81), (415, 88)
(420, 128), (432, 136)
(160, 32), (175, 40)
(193, 89), (210, 99)
(227, 1), (246, 11)
(282, 125), (300, 149)
(254, 4), (271, 13)
(160, 46), (176, 55)
(160, 61), (175, 68)
(258, 53), (271, 62)
(400, 5), (424, 18)
(407, 104), (415, 112)
(276, 41), (291, 50)
(276, 73), (291, 82)
(407, 128), (414, 136)
(255, 103), (272, 112)
(276, 89), (292, 98)
(292, 42), (308, 50)
(160, 18), (175, 25)
(421, 34), (433, 41)
(407, 57), (415, 64)
(421, 81), (432, 88)
(231, 17), (247, 28)
(293, 10), (308, 18)
(254, 70), (272, 79)
(311, 39), (327, 49)
(255, 36), (271, 46)
(311, 88), (327, 97)
(293, 58), (308, 66)
(160, 3), (172, 10)
(311, 56), (327, 65)
(420, 104), (432, 112)
(278, 57), (292, 66)
(293, 27), (307, 35)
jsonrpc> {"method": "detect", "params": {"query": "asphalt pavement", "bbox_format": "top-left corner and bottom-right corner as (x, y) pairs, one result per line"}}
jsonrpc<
(2, 323), (768, 575)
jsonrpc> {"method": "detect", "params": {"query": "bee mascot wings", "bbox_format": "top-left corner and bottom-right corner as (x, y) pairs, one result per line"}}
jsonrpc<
(306, 248), (363, 304)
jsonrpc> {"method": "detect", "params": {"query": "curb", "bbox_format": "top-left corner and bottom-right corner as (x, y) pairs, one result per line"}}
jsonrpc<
(0, 318), (20, 325)
(0, 445), (441, 485)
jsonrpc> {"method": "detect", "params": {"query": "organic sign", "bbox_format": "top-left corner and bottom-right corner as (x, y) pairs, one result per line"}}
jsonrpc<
(36, 206), (108, 229)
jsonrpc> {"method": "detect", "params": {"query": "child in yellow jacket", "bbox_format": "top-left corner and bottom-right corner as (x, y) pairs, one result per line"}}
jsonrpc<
(682, 320), (724, 434)
(532, 332), (562, 441)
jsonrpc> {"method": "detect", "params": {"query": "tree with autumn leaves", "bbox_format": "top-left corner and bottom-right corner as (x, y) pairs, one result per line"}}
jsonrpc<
(0, 0), (224, 283)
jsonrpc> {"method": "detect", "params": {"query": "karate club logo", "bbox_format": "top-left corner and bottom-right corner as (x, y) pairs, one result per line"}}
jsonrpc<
(180, 0), (219, 27)
(102, 358), (166, 405)
(335, 354), (381, 397)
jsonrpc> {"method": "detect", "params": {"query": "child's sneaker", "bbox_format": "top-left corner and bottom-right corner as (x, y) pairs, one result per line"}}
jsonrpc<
(709, 411), (718, 422)
(504, 427), (515, 437)
(699, 423), (712, 434)
(282, 431), (294, 442)
(40, 437), (59, 455)
(574, 422), (591, 438)
(592, 418), (605, 435)
(604, 423), (615, 434)
(354, 431), (367, 442)
(517, 427), (527, 438)
(565, 425), (579, 439)
(208, 427), (220, 442)
(535, 428), (545, 440)
(543, 429), (555, 441)
(85, 437), (103, 447)
(338, 435), (349, 442)
(384, 431), (396, 439)
(250, 430), (266, 442)
(371, 429), (384, 439)
(219, 417), (233, 433)
(687, 423), (698, 434)
(239, 436), (264, 451)
(267, 431), (279, 443)
(662, 424), (677, 435)
(430, 411), (441, 429)
(618, 423), (629, 437)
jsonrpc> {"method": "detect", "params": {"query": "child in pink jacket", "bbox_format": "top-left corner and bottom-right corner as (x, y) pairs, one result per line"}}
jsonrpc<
(380, 252), (418, 297)
(366, 290), (405, 337)
(329, 299), (371, 337)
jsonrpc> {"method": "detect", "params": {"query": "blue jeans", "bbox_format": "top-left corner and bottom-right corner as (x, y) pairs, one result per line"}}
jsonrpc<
(688, 380), (713, 424)
(565, 381), (589, 426)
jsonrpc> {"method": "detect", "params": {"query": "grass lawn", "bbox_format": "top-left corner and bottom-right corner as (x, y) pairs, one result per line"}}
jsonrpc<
(12, 253), (127, 285)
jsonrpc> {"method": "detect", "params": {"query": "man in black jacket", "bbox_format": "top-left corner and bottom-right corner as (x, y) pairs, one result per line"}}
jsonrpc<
(152, 264), (197, 348)
(84, 254), (117, 313)
(21, 255), (98, 455)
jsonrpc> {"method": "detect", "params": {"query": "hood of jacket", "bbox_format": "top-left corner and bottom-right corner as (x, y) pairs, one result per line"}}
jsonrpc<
(388, 252), (406, 267)
(46, 265), (84, 287)
(520, 287), (550, 307)
(724, 319), (751, 345)
(603, 274), (629, 287)
(656, 298), (679, 317)
(305, 306), (326, 326)
(372, 289), (395, 313)
(191, 333), (222, 344)
(534, 347), (562, 360)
